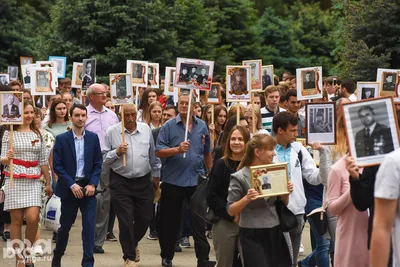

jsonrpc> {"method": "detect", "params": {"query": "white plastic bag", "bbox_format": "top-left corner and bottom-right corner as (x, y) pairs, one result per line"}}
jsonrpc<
(44, 195), (61, 232)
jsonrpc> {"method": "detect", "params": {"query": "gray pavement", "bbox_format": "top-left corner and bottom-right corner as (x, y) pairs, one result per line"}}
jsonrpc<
(0, 214), (311, 267)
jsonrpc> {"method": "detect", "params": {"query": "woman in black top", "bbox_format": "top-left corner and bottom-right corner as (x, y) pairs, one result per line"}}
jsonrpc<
(207, 125), (250, 267)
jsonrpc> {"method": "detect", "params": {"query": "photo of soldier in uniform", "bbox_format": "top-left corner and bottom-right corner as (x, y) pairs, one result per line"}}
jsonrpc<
(310, 109), (332, 133)
(72, 62), (83, 88)
(110, 73), (133, 105)
(175, 58), (214, 90)
(1, 92), (23, 124)
(206, 83), (221, 104)
(82, 59), (96, 91)
(243, 60), (262, 91)
(8, 66), (18, 81)
(357, 82), (379, 101)
(361, 87), (375, 99)
(262, 66), (273, 90)
(197, 68), (208, 85)
(303, 71), (316, 90)
(0, 74), (9, 86)
(230, 68), (248, 96)
(132, 63), (143, 79)
(382, 73), (397, 91)
(179, 66), (190, 82)
(250, 163), (289, 198)
(306, 102), (336, 145)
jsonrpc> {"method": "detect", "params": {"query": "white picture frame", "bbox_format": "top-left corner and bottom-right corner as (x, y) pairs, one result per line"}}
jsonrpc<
(357, 82), (379, 101)
(109, 73), (133, 105)
(71, 62), (83, 88)
(226, 65), (251, 102)
(127, 60), (148, 87)
(174, 57), (214, 91)
(148, 63), (160, 88)
(296, 66), (323, 100)
(30, 67), (57, 96)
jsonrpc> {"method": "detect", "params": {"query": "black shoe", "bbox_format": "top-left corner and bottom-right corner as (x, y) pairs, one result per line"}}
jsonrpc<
(297, 261), (302, 267)
(2, 231), (10, 241)
(162, 258), (172, 267)
(94, 246), (104, 254)
(197, 260), (216, 267)
(52, 232), (57, 243)
(51, 255), (61, 267)
(174, 241), (182, 252)
(106, 232), (118, 242)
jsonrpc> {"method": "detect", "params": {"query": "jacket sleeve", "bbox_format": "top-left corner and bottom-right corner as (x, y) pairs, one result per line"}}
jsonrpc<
(53, 136), (76, 188)
(326, 167), (351, 216)
(89, 134), (102, 186)
(349, 166), (378, 211)
(301, 146), (327, 186)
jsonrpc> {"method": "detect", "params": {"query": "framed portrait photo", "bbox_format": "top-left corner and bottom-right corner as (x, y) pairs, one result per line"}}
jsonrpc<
(306, 102), (336, 145)
(21, 64), (35, 89)
(48, 56), (67, 79)
(376, 68), (399, 97)
(82, 59), (96, 92)
(249, 163), (289, 198)
(0, 74), (10, 86)
(296, 67), (323, 100)
(262, 65), (274, 91)
(357, 82), (379, 101)
(20, 56), (33, 67)
(243, 59), (262, 91)
(206, 83), (221, 104)
(164, 67), (176, 96)
(127, 60), (148, 87)
(109, 73), (133, 105)
(226, 65), (251, 102)
(148, 63), (159, 88)
(343, 97), (400, 167)
(30, 67), (56, 95)
(7, 66), (18, 81)
(174, 57), (214, 91)
(0, 92), (23, 125)
(72, 62), (83, 88)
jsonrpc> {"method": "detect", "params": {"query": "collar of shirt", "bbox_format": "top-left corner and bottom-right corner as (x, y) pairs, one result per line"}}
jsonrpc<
(175, 114), (199, 125)
(72, 128), (86, 139)
(123, 122), (145, 135)
(367, 122), (377, 134)
(276, 143), (292, 176)
(87, 104), (107, 114)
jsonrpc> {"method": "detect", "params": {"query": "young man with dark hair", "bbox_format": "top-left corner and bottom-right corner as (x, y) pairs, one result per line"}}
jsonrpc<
(272, 112), (329, 267)
(340, 79), (356, 102)
(284, 89), (305, 138)
(260, 85), (285, 134)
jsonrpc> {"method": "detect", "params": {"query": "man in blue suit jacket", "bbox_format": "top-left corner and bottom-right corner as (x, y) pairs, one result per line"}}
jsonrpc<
(51, 104), (102, 267)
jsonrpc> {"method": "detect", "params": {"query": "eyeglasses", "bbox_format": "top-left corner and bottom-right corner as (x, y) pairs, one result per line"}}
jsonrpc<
(93, 92), (107, 96)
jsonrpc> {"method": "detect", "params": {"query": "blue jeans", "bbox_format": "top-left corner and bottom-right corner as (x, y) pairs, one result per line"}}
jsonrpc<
(300, 198), (330, 267)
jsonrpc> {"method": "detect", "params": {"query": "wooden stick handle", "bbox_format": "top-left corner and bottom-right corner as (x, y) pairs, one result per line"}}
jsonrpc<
(121, 106), (126, 166)
(183, 89), (193, 158)
(9, 125), (13, 188)
(236, 103), (240, 125)
(252, 96), (256, 134)
(211, 104), (214, 125)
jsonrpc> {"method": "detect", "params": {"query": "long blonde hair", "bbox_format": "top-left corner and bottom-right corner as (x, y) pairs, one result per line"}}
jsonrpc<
(238, 134), (277, 170)
(146, 101), (163, 125)
(332, 114), (347, 160)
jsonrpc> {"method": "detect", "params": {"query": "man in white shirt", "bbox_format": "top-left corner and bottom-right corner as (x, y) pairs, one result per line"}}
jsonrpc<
(260, 85), (285, 134)
(339, 79), (357, 102)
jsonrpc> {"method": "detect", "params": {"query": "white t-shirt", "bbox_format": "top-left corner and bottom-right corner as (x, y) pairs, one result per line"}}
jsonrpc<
(375, 149), (400, 266)
(348, 93), (357, 102)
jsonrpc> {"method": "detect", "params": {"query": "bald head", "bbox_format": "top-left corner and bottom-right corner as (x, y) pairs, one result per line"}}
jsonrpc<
(122, 104), (137, 114)
(87, 83), (107, 107)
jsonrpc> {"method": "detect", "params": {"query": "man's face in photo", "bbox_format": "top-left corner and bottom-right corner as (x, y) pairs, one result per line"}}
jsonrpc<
(359, 108), (375, 127)
(182, 68), (187, 75)
(316, 114), (323, 122)
(86, 63), (92, 74)
(386, 75), (393, 83)
(305, 73), (311, 82)
(8, 95), (14, 105)
(201, 69), (206, 75)
(191, 67), (196, 73)
(365, 90), (371, 98)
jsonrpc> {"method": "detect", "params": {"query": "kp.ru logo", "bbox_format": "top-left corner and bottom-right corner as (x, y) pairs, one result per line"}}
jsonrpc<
(3, 239), (53, 262)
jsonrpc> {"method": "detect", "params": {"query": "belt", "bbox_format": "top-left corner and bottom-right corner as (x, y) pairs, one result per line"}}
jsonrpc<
(13, 159), (39, 168)
(75, 176), (85, 182)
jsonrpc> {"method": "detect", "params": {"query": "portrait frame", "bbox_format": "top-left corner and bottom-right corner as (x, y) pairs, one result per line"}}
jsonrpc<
(261, 65), (274, 91)
(357, 82), (379, 101)
(305, 102), (336, 145)
(376, 68), (399, 97)
(296, 66), (323, 100)
(126, 60), (148, 87)
(164, 67), (176, 96)
(82, 58), (96, 92)
(20, 56), (33, 67)
(7, 66), (18, 81)
(71, 62), (83, 88)
(48, 56), (67, 79)
(0, 91), (23, 125)
(109, 73), (133, 105)
(343, 96), (400, 167)
(243, 59), (262, 91)
(148, 63), (159, 89)
(30, 67), (56, 96)
(174, 57), (214, 91)
(206, 83), (221, 104)
(226, 65), (251, 102)
(249, 163), (290, 198)
(21, 64), (35, 89)
(0, 74), (10, 86)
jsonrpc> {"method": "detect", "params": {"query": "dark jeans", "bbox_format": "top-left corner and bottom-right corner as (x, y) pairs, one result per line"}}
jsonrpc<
(107, 204), (116, 234)
(149, 203), (157, 234)
(158, 182), (210, 262)
(110, 170), (154, 261)
(239, 226), (291, 267)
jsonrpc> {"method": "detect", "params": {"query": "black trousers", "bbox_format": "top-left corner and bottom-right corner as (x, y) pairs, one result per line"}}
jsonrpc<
(158, 182), (210, 262)
(239, 226), (291, 267)
(110, 170), (154, 261)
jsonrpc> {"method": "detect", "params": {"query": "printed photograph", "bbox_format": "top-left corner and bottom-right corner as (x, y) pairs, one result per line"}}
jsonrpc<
(109, 73), (133, 105)
(357, 82), (379, 101)
(250, 163), (289, 198)
(48, 56), (67, 78)
(82, 59), (96, 91)
(262, 65), (274, 91)
(127, 60), (148, 87)
(343, 97), (400, 166)
(0, 92), (23, 124)
(20, 56), (33, 66)
(174, 58), (214, 90)
(148, 63), (159, 88)
(7, 66), (18, 81)
(71, 62), (83, 88)
(243, 60), (262, 91)
(376, 68), (399, 97)
(21, 64), (35, 89)
(296, 67), (323, 100)
(226, 66), (251, 102)
(164, 67), (176, 96)
(0, 74), (10, 86)
(206, 83), (221, 104)
(31, 67), (55, 95)
(306, 102), (336, 145)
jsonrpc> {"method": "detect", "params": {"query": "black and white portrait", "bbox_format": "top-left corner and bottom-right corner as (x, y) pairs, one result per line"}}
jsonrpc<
(49, 56), (67, 78)
(250, 163), (289, 198)
(262, 65), (274, 90)
(382, 72), (397, 91)
(164, 67), (176, 95)
(226, 66), (251, 102)
(110, 73), (133, 105)
(72, 62), (83, 88)
(261, 175), (272, 190)
(127, 60), (148, 87)
(148, 65), (154, 82)
(344, 97), (400, 166)
(175, 58), (214, 91)
(357, 82), (379, 101)
(306, 103), (336, 145)
(132, 63), (143, 79)
(8, 66), (18, 81)
(36, 71), (49, 88)
(362, 87), (375, 99)
(20, 57), (33, 66)
(148, 63), (159, 88)
(206, 83), (221, 104)
(1, 92), (23, 124)
(31, 67), (55, 95)
(302, 71), (316, 90)
(0, 74), (10, 86)
(296, 67), (323, 100)
(82, 59), (96, 91)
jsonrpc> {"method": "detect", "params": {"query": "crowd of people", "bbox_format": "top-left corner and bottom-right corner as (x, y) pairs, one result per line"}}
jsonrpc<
(0, 72), (398, 267)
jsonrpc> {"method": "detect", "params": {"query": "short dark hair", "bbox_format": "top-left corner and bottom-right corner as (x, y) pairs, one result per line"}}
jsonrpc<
(285, 89), (297, 102)
(357, 106), (375, 117)
(272, 111), (298, 133)
(341, 79), (355, 94)
(164, 104), (177, 115)
(70, 104), (87, 117)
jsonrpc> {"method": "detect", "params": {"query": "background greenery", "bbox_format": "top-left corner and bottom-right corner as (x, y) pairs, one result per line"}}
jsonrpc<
(1, 0), (399, 83)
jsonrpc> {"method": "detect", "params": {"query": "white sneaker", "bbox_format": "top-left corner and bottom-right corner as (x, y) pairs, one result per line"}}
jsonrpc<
(299, 243), (305, 255)
(34, 245), (44, 257)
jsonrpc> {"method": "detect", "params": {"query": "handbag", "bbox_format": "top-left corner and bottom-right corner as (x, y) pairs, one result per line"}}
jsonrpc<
(190, 173), (221, 224)
(275, 198), (298, 232)
(44, 195), (62, 232)
(307, 206), (328, 235)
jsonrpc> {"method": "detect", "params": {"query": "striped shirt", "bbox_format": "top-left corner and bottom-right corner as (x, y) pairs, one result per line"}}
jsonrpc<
(260, 106), (286, 134)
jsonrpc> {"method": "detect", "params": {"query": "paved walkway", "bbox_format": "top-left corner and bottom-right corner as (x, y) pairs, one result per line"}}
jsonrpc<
(0, 214), (311, 267)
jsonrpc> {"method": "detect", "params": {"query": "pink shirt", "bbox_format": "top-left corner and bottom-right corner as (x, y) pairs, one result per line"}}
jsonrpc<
(85, 104), (119, 146)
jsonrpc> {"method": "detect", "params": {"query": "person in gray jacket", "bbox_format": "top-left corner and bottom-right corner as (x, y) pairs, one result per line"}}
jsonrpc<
(227, 134), (293, 267)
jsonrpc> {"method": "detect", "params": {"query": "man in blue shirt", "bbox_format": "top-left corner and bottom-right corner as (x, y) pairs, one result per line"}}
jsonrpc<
(156, 92), (214, 267)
